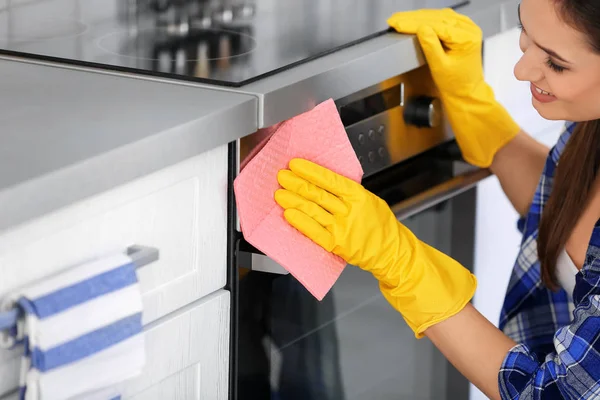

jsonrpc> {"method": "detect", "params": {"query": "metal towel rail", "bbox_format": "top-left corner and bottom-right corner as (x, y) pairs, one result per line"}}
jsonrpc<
(0, 245), (159, 333)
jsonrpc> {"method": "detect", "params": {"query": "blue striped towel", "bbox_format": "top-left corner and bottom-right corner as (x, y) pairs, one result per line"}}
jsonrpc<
(0, 252), (145, 400)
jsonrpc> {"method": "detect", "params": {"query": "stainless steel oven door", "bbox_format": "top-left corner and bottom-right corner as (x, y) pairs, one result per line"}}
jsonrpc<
(235, 142), (490, 400)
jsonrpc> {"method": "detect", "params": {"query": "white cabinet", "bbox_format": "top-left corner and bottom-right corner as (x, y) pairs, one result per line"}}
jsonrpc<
(0, 290), (230, 400)
(127, 363), (212, 400)
(122, 290), (230, 400)
(0, 145), (230, 399)
(0, 144), (228, 325)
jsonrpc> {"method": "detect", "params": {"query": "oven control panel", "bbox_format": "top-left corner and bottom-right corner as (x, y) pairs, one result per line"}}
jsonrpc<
(336, 64), (452, 177)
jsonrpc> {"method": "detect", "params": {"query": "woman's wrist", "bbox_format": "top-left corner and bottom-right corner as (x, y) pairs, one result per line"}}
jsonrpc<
(425, 304), (516, 400)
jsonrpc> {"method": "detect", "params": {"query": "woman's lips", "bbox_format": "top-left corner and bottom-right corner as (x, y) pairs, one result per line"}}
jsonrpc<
(530, 83), (557, 103)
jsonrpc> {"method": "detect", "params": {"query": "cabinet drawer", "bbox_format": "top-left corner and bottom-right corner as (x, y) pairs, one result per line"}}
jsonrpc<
(0, 290), (230, 400)
(127, 361), (227, 400)
(0, 144), (228, 324)
(127, 363), (207, 400)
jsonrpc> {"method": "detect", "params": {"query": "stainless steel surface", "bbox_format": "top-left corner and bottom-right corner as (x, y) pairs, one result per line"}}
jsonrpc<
(127, 244), (161, 270)
(0, 0), (462, 87)
(392, 164), (491, 220)
(230, 0), (522, 127)
(239, 57), (477, 274)
(428, 98), (442, 127)
(241, 32), (426, 127)
(0, 57), (257, 233)
(336, 66), (452, 177)
(249, 253), (289, 275)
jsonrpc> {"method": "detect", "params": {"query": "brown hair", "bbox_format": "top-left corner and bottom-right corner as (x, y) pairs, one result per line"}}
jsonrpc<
(537, 0), (600, 290)
(538, 122), (600, 289)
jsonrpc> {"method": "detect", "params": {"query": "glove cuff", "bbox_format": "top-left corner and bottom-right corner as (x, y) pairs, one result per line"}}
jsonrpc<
(378, 237), (478, 339)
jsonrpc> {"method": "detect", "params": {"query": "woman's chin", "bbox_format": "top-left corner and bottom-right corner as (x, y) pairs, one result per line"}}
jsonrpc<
(532, 102), (565, 121)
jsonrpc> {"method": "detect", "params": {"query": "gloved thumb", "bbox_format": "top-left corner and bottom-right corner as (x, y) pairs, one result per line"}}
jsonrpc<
(416, 26), (446, 65)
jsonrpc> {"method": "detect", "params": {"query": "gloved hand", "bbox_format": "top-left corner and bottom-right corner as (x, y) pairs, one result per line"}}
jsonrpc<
(275, 158), (477, 338)
(387, 8), (521, 167)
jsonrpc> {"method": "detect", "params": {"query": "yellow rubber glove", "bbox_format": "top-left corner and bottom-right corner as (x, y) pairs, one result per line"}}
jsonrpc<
(275, 159), (477, 338)
(387, 8), (520, 167)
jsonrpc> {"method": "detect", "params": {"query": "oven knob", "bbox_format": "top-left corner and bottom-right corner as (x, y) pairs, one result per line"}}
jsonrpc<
(403, 96), (442, 128)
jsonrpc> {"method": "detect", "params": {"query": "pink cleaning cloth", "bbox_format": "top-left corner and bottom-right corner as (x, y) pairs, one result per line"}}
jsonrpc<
(234, 99), (363, 300)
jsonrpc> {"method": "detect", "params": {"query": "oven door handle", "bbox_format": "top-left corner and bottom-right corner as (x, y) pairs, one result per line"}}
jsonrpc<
(237, 236), (291, 275)
(237, 163), (491, 275)
(390, 164), (491, 221)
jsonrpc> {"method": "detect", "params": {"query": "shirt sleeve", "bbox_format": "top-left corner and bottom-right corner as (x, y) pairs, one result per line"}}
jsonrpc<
(498, 295), (600, 399)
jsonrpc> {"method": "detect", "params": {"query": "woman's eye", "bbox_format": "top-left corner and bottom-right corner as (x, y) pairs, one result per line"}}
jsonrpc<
(546, 57), (566, 73)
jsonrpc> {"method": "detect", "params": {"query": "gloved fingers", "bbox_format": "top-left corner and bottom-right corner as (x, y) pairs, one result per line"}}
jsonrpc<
(277, 169), (348, 215)
(387, 8), (476, 31)
(415, 26), (447, 64)
(283, 209), (335, 252)
(288, 158), (358, 197)
(274, 189), (335, 228)
(387, 9), (480, 47)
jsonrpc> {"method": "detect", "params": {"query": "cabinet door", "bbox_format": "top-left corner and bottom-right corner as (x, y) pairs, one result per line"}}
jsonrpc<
(126, 361), (227, 400)
(0, 146), (229, 398)
(0, 145), (228, 324)
(122, 290), (230, 399)
(0, 291), (230, 400)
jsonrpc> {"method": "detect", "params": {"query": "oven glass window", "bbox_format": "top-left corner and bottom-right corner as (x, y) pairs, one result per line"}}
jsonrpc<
(237, 195), (470, 400)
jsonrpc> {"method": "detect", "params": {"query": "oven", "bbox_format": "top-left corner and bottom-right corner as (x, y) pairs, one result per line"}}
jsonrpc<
(228, 64), (491, 400)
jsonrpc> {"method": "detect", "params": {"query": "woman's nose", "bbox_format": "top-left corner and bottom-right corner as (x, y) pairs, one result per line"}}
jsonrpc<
(513, 50), (544, 83)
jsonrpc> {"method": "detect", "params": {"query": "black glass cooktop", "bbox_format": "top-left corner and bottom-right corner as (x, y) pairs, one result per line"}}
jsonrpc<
(0, 0), (468, 87)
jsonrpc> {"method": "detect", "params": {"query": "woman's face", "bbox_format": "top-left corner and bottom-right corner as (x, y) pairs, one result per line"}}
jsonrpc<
(514, 0), (600, 121)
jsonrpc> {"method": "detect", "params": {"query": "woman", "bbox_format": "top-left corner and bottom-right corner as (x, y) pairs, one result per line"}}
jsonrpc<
(273, 0), (600, 398)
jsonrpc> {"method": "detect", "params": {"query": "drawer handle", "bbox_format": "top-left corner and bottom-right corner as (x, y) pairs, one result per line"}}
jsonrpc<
(0, 245), (159, 333)
(127, 244), (160, 270)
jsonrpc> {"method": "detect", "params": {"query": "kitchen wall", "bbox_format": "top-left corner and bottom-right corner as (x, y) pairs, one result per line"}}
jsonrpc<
(470, 26), (565, 400)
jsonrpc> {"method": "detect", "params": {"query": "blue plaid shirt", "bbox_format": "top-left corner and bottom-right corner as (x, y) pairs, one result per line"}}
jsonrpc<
(497, 121), (600, 399)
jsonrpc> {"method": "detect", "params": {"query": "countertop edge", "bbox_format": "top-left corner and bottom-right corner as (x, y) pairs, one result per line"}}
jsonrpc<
(0, 94), (257, 234)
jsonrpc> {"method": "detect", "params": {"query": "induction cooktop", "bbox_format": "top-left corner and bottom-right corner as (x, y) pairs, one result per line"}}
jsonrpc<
(0, 0), (468, 87)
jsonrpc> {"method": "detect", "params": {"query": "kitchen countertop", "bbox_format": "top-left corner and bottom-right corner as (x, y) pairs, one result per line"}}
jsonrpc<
(0, 0), (519, 233)
(0, 59), (257, 232)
